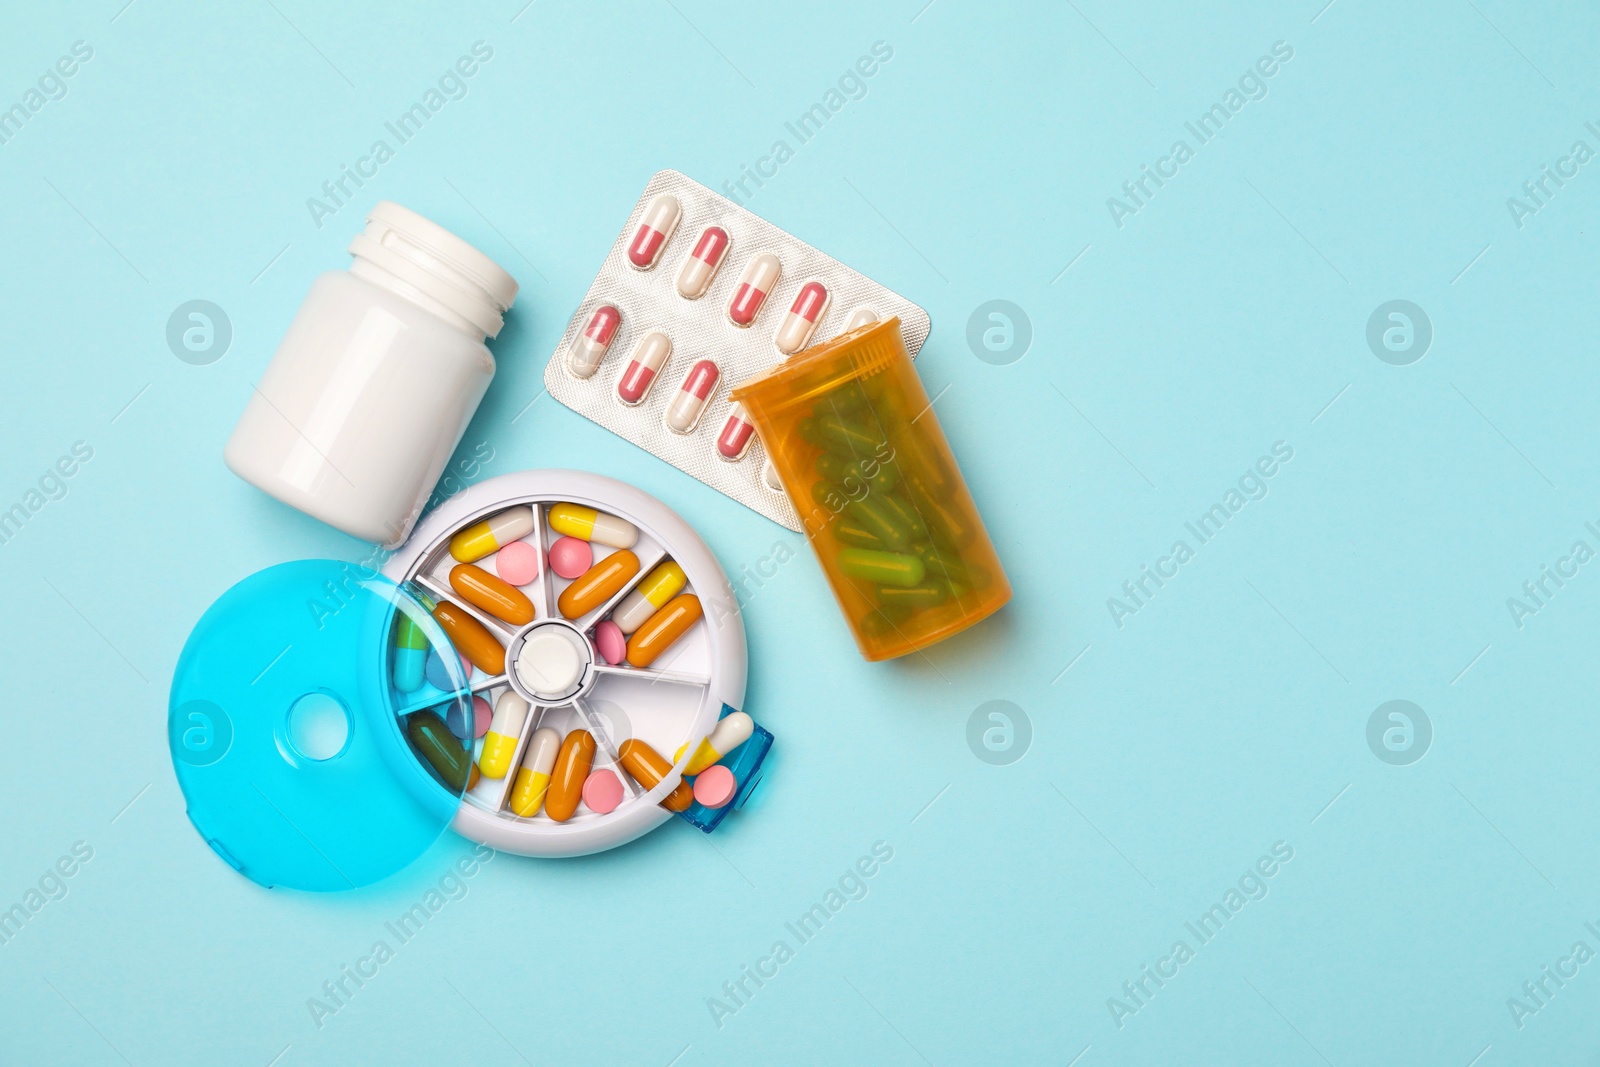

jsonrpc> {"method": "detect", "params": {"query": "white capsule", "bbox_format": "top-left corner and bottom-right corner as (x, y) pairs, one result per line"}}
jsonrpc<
(627, 194), (681, 270)
(676, 226), (730, 299)
(843, 307), (880, 331)
(716, 404), (756, 461)
(762, 458), (783, 492)
(664, 359), (720, 434)
(774, 280), (831, 355)
(568, 304), (621, 379)
(727, 253), (781, 327)
(617, 331), (672, 406)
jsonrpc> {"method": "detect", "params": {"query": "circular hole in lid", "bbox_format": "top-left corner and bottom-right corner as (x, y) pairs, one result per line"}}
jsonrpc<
(285, 692), (351, 762)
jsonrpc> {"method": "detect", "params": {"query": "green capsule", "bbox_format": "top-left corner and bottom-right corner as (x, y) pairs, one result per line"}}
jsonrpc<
(816, 451), (898, 496)
(904, 477), (977, 550)
(407, 710), (471, 793)
(912, 539), (981, 581)
(814, 452), (859, 488)
(878, 492), (928, 541)
(836, 547), (925, 587)
(797, 417), (825, 446)
(817, 413), (886, 459)
(860, 609), (905, 639)
(866, 458), (898, 495)
(916, 552), (970, 587)
(876, 583), (949, 612)
(811, 479), (846, 509)
(834, 516), (887, 550)
(820, 383), (871, 417)
(846, 496), (910, 550)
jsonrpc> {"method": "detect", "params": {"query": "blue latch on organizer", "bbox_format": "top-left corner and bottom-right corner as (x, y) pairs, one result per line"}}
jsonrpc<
(677, 704), (773, 834)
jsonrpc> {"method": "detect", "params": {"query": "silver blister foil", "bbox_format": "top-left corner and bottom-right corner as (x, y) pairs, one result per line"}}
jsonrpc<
(543, 169), (932, 532)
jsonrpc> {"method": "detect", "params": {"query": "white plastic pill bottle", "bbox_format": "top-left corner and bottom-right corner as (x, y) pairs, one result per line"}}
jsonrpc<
(225, 202), (518, 548)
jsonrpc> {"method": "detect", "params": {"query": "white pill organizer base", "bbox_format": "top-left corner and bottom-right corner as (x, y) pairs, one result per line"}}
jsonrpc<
(543, 169), (933, 532)
(383, 470), (752, 857)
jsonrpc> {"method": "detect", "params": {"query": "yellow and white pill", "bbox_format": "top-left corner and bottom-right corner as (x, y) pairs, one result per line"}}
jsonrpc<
(510, 727), (560, 817)
(548, 503), (637, 549)
(612, 561), (687, 634)
(479, 691), (529, 780)
(450, 506), (535, 563)
(674, 711), (754, 776)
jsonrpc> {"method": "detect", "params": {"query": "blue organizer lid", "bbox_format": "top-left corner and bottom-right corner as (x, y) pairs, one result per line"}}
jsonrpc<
(169, 560), (471, 891)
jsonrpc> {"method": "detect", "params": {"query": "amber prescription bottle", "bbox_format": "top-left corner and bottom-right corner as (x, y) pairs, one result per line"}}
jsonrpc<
(730, 317), (1010, 661)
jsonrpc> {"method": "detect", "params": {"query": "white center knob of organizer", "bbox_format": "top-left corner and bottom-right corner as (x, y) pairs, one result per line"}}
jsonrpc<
(517, 631), (583, 698)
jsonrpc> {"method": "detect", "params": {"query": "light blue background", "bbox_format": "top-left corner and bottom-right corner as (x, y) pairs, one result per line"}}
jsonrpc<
(2, 0), (1598, 1063)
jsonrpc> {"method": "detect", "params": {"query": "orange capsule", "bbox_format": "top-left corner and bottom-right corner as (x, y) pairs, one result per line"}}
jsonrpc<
(617, 738), (694, 812)
(545, 730), (596, 822)
(449, 564), (535, 626)
(558, 550), (641, 619)
(625, 594), (703, 668)
(431, 601), (506, 676)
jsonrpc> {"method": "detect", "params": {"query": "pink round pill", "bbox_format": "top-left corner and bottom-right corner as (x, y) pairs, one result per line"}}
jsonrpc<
(548, 536), (593, 580)
(494, 540), (539, 586)
(693, 765), (737, 809)
(593, 620), (626, 665)
(445, 695), (493, 739)
(582, 768), (624, 814)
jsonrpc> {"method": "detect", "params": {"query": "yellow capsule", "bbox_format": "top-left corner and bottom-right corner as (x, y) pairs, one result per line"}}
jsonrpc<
(610, 561), (686, 634)
(674, 711), (755, 776)
(548, 503), (638, 549)
(626, 594), (703, 668)
(510, 727), (560, 817)
(558, 550), (640, 619)
(449, 506), (535, 563)
(479, 692), (529, 779)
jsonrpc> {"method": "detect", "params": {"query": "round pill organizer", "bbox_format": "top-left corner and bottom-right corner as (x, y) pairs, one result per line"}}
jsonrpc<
(382, 470), (753, 857)
(168, 470), (770, 892)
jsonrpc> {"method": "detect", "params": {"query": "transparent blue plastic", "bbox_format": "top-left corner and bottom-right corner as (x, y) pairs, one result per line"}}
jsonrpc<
(678, 704), (773, 834)
(168, 561), (470, 891)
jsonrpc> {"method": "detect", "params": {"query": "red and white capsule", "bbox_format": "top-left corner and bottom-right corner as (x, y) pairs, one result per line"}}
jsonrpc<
(567, 304), (621, 379)
(676, 226), (730, 299)
(627, 195), (681, 270)
(774, 280), (831, 354)
(843, 307), (880, 332)
(716, 403), (756, 461)
(727, 253), (781, 327)
(665, 360), (720, 434)
(617, 331), (671, 406)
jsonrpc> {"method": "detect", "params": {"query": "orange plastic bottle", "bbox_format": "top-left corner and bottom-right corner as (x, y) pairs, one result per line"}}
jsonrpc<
(730, 317), (1010, 661)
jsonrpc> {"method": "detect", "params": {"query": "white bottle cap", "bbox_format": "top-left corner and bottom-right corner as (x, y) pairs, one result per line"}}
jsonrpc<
(349, 201), (519, 338)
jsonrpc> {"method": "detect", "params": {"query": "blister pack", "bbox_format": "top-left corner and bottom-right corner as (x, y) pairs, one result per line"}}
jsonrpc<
(542, 169), (932, 532)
